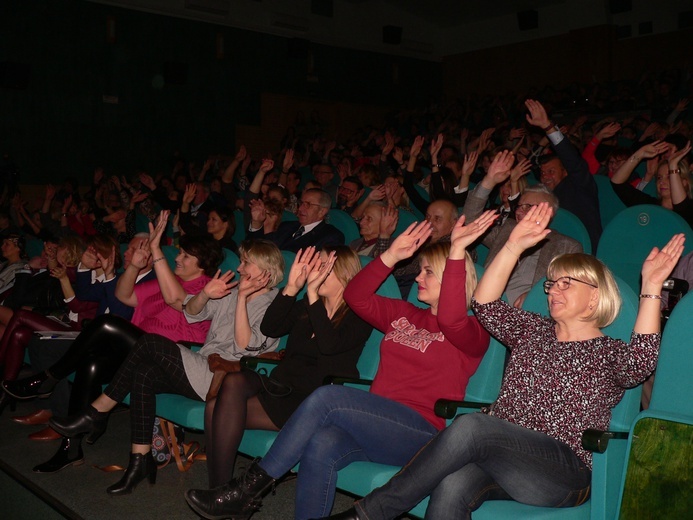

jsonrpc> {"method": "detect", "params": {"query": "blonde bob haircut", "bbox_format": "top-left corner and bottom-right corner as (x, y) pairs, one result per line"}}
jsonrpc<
(419, 241), (477, 310)
(546, 253), (621, 328)
(238, 239), (284, 288)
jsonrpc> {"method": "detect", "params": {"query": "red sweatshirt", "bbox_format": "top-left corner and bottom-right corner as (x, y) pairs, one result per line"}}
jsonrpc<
(344, 257), (490, 429)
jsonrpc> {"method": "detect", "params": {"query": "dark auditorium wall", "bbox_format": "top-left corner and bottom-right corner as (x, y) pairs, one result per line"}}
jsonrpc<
(443, 24), (693, 98)
(0, 0), (441, 185)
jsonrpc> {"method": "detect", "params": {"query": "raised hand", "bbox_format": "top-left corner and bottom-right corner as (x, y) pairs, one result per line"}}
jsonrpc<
(81, 246), (101, 270)
(131, 240), (152, 269)
(381, 132), (395, 156)
(258, 158), (274, 174)
(148, 210), (170, 251)
(596, 121), (621, 141)
(238, 269), (271, 298)
(130, 190), (148, 205)
(478, 127), (496, 151)
(306, 250), (337, 296)
(182, 183), (197, 205)
(285, 246), (321, 295)
(379, 205), (399, 238)
(96, 246), (117, 278)
(485, 150), (515, 187)
(366, 185), (386, 202)
(139, 172), (156, 190)
(430, 133), (444, 160)
(462, 151), (479, 178)
(249, 199), (267, 225)
(507, 202), (553, 252)
(525, 99), (551, 129)
(510, 157), (532, 182)
(449, 210), (498, 258)
(235, 145), (247, 163)
(669, 140), (691, 168)
(50, 266), (68, 281)
(640, 122), (661, 141)
(283, 149), (295, 172)
(203, 270), (237, 299)
(45, 184), (56, 201)
(392, 146), (404, 165)
(409, 136), (425, 158)
(509, 127), (526, 140)
(635, 140), (669, 160)
(380, 220), (432, 267)
(641, 234), (686, 289)
(337, 162), (350, 182)
(674, 98), (690, 113)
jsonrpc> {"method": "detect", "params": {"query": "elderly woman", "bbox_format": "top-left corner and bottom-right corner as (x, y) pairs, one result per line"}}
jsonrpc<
(610, 140), (693, 226)
(185, 212), (498, 520)
(349, 202), (397, 259)
(321, 202), (683, 520)
(46, 228), (284, 495)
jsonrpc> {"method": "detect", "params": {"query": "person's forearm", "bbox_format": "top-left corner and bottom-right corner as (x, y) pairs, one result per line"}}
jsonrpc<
(668, 168), (688, 205)
(59, 277), (75, 300)
(151, 248), (186, 309)
(114, 265), (139, 305)
(610, 153), (640, 184)
(222, 159), (240, 183)
(233, 294), (252, 349)
(184, 290), (210, 316)
(633, 281), (663, 335)
(474, 243), (520, 303)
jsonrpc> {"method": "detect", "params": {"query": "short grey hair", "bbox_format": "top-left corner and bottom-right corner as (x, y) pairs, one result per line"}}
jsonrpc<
(522, 184), (560, 214)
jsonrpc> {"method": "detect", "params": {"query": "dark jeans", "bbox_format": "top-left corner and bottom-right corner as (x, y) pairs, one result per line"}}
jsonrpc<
(356, 413), (591, 520)
(104, 333), (200, 445)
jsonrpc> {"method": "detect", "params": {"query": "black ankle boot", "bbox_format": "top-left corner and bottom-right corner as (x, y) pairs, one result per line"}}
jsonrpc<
(49, 405), (109, 444)
(106, 452), (157, 496)
(0, 391), (16, 416)
(185, 458), (276, 520)
(33, 437), (84, 473)
(2, 371), (56, 400)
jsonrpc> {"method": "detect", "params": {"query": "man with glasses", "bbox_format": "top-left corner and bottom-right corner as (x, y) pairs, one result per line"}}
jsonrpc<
(526, 99), (601, 253)
(464, 161), (582, 308)
(248, 188), (344, 253)
(336, 176), (364, 216)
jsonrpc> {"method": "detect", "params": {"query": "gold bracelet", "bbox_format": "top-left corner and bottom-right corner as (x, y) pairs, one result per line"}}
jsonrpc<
(153, 257), (166, 264)
(639, 294), (662, 299)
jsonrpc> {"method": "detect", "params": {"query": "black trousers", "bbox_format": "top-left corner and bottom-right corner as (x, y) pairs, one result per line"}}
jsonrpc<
(104, 333), (201, 445)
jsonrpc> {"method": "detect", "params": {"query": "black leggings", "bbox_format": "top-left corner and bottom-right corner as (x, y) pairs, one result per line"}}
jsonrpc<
(104, 333), (201, 445)
(44, 314), (146, 415)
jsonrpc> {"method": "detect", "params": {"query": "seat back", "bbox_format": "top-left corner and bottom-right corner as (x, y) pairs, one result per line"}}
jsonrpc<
(596, 204), (693, 292)
(649, 291), (693, 414)
(593, 175), (627, 229)
(327, 209), (360, 245)
(219, 248), (240, 273)
(550, 208), (591, 253)
(276, 250), (296, 289)
(394, 209), (418, 238)
(232, 209), (245, 245)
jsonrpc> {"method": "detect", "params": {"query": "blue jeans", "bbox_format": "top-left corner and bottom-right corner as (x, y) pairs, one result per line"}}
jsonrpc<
(357, 413), (592, 520)
(259, 385), (438, 520)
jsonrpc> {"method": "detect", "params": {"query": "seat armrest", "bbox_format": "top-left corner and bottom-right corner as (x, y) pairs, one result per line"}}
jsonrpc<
(434, 399), (493, 419)
(178, 341), (203, 350)
(581, 428), (628, 453)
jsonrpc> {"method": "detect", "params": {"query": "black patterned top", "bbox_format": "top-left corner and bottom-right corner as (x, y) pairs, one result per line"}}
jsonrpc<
(471, 298), (660, 468)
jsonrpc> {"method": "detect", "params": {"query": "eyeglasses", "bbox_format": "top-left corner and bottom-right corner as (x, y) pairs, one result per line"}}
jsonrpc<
(338, 186), (356, 195)
(516, 203), (538, 212)
(299, 200), (327, 209)
(543, 276), (598, 294)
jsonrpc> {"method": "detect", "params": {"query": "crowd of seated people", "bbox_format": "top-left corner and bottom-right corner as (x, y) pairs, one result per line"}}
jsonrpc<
(0, 64), (690, 518)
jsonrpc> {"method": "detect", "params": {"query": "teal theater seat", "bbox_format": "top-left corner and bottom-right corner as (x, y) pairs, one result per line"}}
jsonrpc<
(592, 175), (626, 229)
(596, 205), (693, 293)
(328, 209), (360, 245)
(551, 207), (591, 253)
(616, 292), (693, 518)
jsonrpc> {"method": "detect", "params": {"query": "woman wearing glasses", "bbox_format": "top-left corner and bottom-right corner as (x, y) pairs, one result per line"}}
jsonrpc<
(321, 202), (684, 520)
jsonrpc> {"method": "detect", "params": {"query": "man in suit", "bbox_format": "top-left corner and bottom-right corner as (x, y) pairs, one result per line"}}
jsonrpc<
(248, 188), (344, 252)
(464, 181), (582, 309)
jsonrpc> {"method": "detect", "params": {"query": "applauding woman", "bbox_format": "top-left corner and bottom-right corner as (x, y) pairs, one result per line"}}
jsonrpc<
(204, 245), (372, 488)
(327, 203), (684, 520)
(185, 213), (496, 520)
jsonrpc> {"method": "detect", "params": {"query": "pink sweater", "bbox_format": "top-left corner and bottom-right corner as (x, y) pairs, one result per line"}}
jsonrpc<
(344, 257), (489, 429)
(131, 275), (211, 343)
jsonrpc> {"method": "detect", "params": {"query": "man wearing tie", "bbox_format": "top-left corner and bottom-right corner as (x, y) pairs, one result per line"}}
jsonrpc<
(248, 189), (344, 252)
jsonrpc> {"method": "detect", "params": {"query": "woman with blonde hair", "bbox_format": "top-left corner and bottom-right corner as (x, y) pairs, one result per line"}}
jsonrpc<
(185, 212), (497, 520)
(203, 244), (372, 488)
(320, 203), (683, 520)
